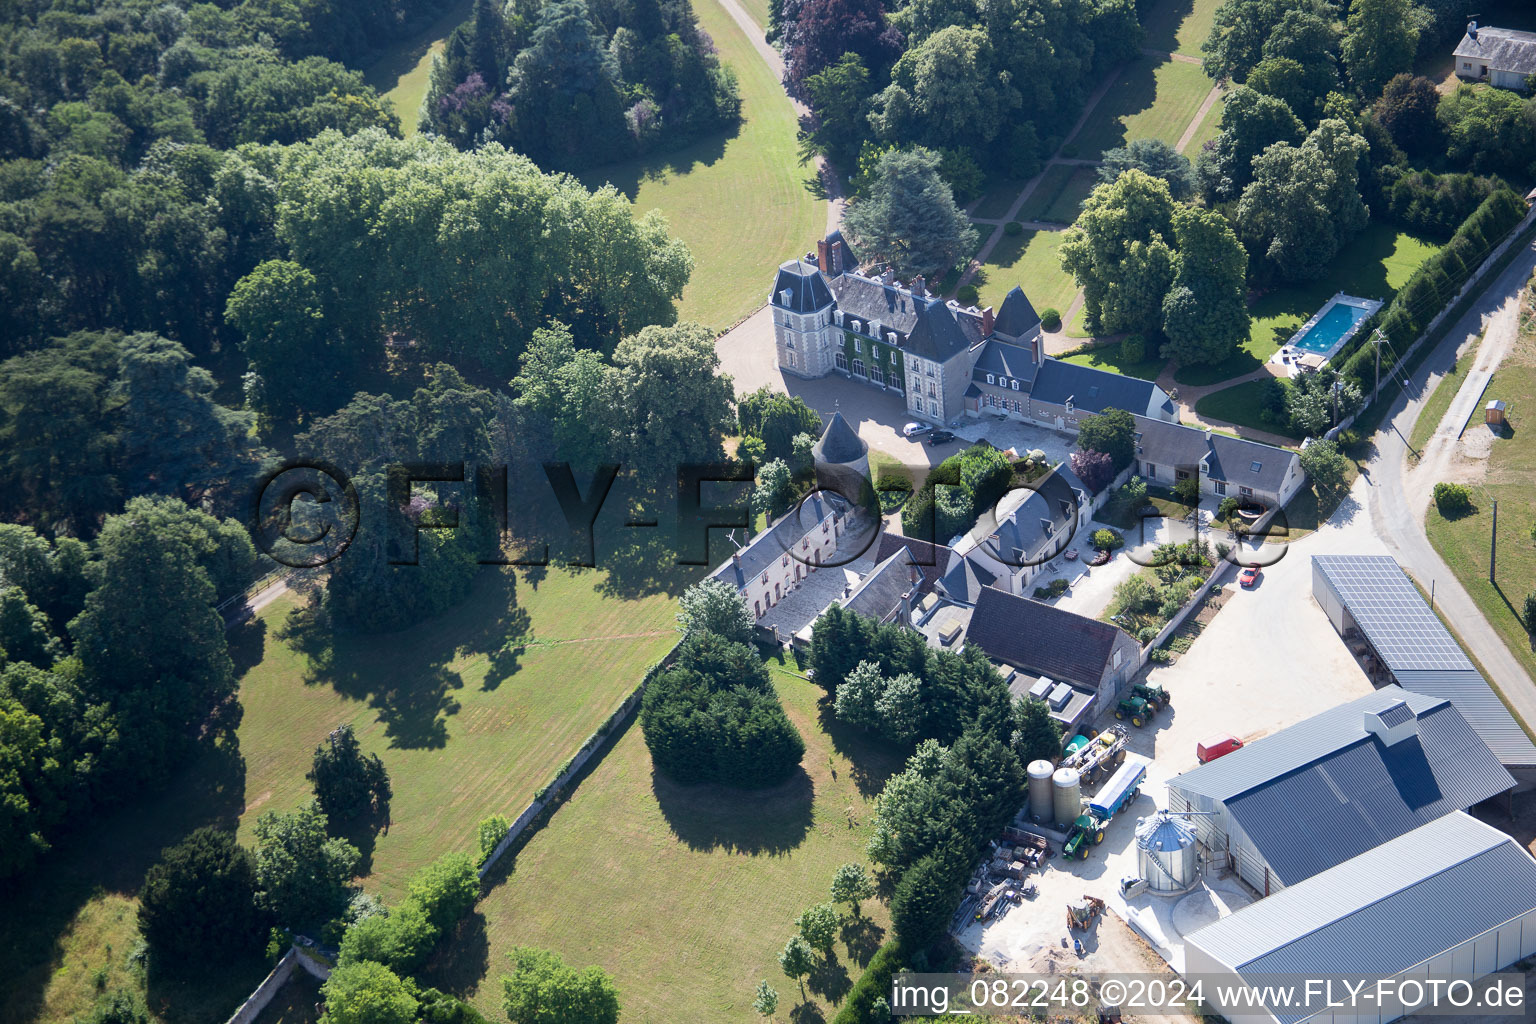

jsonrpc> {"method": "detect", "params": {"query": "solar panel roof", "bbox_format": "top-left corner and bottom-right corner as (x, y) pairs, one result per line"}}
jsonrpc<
(1313, 555), (1474, 673)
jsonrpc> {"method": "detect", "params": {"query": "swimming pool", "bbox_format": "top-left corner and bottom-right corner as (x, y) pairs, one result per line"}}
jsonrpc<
(1286, 293), (1383, 360)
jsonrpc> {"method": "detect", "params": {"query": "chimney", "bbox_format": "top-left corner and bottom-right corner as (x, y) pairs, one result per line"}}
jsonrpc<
(882, 267), (894, 286)
(732, 552), (741, 565)
(912, 275), (926, 298)
(1204, 427), (1212, 442)
(900, 589), (915, 625)
(982, 306), (995, 335)
(1469, 19), (1478, 38)
(1364, 701), (1418, 747)
(816, 238), (830, 274)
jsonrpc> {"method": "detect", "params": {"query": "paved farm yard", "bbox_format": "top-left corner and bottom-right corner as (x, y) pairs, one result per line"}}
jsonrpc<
(460, 663), (901, 1023)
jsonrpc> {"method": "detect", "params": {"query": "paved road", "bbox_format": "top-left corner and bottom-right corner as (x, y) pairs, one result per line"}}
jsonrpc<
(1366, 230), (1536, 730)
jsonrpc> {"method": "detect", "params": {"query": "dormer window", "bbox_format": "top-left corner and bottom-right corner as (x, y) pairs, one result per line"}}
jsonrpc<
(1011, 379), (1020, 390)
(850, 319), (862, 333)
(987, 373), (995, 384)
(779, 288), (792, 306)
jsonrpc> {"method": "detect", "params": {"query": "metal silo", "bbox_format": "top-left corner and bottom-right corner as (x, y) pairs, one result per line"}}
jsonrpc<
(1027, 760), (1055, 822)
(1135, 812), (1199, 893)
(1051, 767), (1082, 826)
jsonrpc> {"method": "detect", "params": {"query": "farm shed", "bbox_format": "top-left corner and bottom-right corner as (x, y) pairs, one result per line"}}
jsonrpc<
(1166, 687), (1513, 898)
(1184, 811), (1536, 1024)
(1311, 554), (1536, 775)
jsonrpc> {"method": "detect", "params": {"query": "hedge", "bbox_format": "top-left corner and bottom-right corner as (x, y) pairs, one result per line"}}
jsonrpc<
(831, 939), (908, 1024)
(1338, 187), (1527, 393)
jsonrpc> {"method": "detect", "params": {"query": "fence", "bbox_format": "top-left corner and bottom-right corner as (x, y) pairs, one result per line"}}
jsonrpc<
(1326, 204), (1536, 441)
(477, 639), (683, 878)
(223, 945), (331, 1024)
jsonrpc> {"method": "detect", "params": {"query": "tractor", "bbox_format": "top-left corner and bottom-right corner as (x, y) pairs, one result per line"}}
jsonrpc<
(1061, 812), (1107, 860)
(1132, 682), (1170, 711)
(1066, 895), (1107, 930)
(1114, 696), (1154, 727)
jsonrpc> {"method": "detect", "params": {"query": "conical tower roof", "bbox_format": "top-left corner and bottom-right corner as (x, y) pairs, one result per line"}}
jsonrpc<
(812, 411), (867, 465)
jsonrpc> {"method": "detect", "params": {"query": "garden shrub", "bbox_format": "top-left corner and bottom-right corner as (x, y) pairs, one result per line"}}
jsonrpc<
(1091, 528), (1123, 551)
(1040, 307), (1062, 331)
(1119, 333), (1146, 363)
(1003, 220), (1024, 237)
(1216, 496), (1240, 522)
(957, 284), (980, 305)
(1172, 477), (1201, 505)
(1524, 592), (1536, 634)
(1432, 482), (1472, 517)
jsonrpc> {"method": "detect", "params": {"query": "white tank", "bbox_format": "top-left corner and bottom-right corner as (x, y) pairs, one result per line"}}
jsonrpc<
(1027, 760), (1055, 822)
(1136, 812), (1199, 892)
(1051, 767), (1082, 826)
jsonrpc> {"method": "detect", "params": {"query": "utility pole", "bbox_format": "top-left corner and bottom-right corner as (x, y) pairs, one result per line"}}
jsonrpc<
(1372, 329), (1384, 401)
(1490, 500), (1498, 583)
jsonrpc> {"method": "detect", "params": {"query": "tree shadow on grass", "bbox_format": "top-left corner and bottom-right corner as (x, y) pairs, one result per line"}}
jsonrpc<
(814, 696), (904, 799)
(577, 122), (737, 200)
(0, 735), (250, 1024)
(840, 915), (886, 968)
(789, 1001), (828, 1024)
(652, 765), (815, 855)
(808, 954), (851, 1003)
(419, 911), (491, 999)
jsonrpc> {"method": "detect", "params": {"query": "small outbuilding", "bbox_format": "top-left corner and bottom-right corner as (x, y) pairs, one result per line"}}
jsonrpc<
(1453, 22), (1536, 91)
(1486, 398), (1507, 427)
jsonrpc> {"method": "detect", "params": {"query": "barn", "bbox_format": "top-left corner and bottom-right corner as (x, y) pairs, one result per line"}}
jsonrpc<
(1166, 687), (1514, 898)
(1311, 554), (1536, 777)
(1184, 811), (1536, 1024)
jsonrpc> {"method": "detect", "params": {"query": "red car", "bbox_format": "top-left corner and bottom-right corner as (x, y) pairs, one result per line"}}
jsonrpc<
(1197, 735), (1244, 764)
(1238, 565), (1261, 588)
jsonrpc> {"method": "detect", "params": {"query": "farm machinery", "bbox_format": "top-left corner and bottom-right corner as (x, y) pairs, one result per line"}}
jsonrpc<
(1061, 726), (1128, 787)
(1061, 754), (1149, 861)
(1131, 682), (1171, 711)
(1066, 895), (1106, 930)
(1115, 695), (1155, 727)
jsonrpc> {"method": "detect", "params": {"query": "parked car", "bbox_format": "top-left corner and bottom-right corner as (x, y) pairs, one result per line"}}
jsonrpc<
(927, 430), (957, 445)
(903, 422), (932, 437)
(1238, 565), (1261, 588)
(1197, 734), (1243, 764)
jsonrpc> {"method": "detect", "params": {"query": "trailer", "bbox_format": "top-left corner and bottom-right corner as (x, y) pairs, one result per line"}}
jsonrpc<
(1087, 754), (1149, 821)
(1062, 726), (1128, 786)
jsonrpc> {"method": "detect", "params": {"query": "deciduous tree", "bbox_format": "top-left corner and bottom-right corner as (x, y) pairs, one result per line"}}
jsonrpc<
(1342, 0), (1418, 97)
(1058, 170), (1175, 336)
(138, 827), (265, 970)
(502, 946), (621, 1024)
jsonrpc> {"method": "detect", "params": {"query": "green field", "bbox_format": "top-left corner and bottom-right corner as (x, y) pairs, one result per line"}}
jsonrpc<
(974, 229), (1080, 319)
(1409, 332), (1485, 454)
(1425, 305), (1536, 685)
(577, 0), (823, 331)
(1060, 342), (1168, 381)
(461, 660), (901, 1023)
(1072, 56), (1214, 160)
(1174, 224), (1442, 387)
(1140, 0), (1223, 57)
(972, 177), (1029, 220)
(735, 0), (772, 30)
(0, 566), (689, 1024)
(1018, 164), (1099, 225)
(366, 0), (475, 135)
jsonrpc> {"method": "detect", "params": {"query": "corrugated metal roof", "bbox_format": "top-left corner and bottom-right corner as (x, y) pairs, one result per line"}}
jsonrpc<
(1187, 814), (1536, 1024)
(1373, 700), (1413, 728)
(1312, 555), (1536, 766)
(1169, 687), (1448, 801)
(1219, 703), (1515, 885)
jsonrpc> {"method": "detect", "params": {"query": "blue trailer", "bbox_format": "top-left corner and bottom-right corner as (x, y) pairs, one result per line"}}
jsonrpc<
(1087, 754), (1149, 821)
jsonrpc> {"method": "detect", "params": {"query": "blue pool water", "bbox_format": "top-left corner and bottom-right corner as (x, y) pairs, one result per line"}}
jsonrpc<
(1292, 301), (1371, 355)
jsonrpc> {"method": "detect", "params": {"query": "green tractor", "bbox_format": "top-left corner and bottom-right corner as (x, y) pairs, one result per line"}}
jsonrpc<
(1132, 682), (1170, 712)
(1062, 812), (1108, 860)
(1115, 696), (1154, 727)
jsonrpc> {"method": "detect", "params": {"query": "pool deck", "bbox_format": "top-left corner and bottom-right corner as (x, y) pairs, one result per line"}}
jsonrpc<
(1269, 292), (1384, 377)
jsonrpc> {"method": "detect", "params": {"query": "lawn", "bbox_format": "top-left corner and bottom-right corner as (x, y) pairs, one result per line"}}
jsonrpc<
(1425, 307), (1536, 687)
(971, 176), (1029, 220)
(735, 0), (772, 29)
(1174, 224), (1442, 387)
(365, 0), (476, 134)
(459, 659), (902, 1023)
(0, 565), (690, 1024)
(1071, 56), (1213, 160)
(1060, 342), (1168, 381)
(1193, 377), (1303, 441)
(1182, 86), (1226, 154)
(1018, 164), (1099, 225)
(574, 0), (822, 332)
(973, 228), (1080, 319)
(1140, 0), (1224, 57)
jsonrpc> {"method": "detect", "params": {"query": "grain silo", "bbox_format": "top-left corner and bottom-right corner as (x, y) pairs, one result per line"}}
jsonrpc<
(1136, 812), (1199, 893)
(1027, 760), (1054, 822)
(1051, 767), (1082, 827)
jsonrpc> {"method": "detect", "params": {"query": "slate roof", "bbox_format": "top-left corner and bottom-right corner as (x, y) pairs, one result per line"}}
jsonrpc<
(842, 548), (917, 622)
(993, 286), (1041, 338)
(709, 493), (840, 589)
(1454, 26), (1536, 76)
(966, 586), (1131, 687)
(771, 259), (833, 313)
(935, 554), (998, 605)
(1187, 813), (1536, 1024)
(828, 274), (922, 336)
(904, 298), (975, 363)
(973, 464), (1083, 564)
(1031, 360), (1168, 416)
(873, 533), (953, 594)
(813, 411), (867, 465)
(1169, 687), (1514, 886)
(971, 340), (1040, 387)
(1131, 414), (1298, 494)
